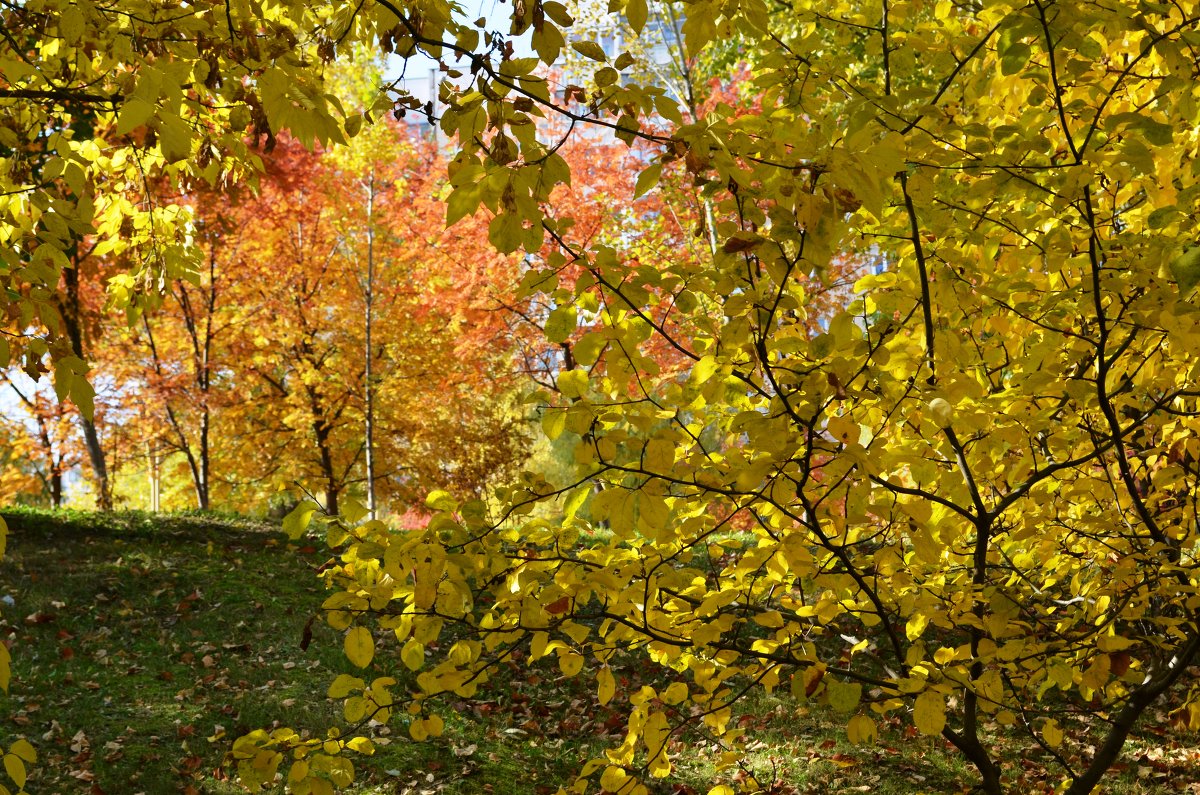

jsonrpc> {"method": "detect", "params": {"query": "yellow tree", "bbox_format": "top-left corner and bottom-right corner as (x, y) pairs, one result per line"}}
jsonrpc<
(259, 2), (1200, 795)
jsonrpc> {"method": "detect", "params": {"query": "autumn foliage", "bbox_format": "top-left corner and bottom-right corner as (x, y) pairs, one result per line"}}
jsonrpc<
(7, 1), (1200, 795)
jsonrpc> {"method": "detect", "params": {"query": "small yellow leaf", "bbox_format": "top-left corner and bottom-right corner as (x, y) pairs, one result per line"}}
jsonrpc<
(7, 740), (33, 764)
(559, 650), (584, 677)
(282, 500), (320, 540)
(402, 638), (424, 671)
(344, 627), (375, 668)
(346, 736), (376, 754)
(927, 397), (953, 428)
(597, 665), (615, 705)
(1042, 719), (1063, 748)
(600, 766), (628, 792)
(3, 754), (25, 790)
(328, 674), (364, 699)
(827, 678), (862, 713)
(662, 681), (688, 704)
(847, 714), (877, 744)
(571, 40), (608, 61)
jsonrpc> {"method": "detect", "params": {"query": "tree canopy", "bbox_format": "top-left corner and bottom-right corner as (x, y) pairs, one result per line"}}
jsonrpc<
(7, 0), (1200, 794)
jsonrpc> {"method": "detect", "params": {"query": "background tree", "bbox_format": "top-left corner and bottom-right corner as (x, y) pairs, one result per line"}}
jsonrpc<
(0, 375), (78, 508)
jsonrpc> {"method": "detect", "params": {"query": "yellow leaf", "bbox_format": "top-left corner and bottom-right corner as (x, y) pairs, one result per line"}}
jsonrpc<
(1042, 719), (1063, 748)
(557, 369), (589, 398)
(600, 766), (628, 792)
(913, 690), (946, 736)
(344, 627), (375, 668)
(847, 714), (877, 744)
(598, 665), (616, 705)
(116, 98), (156, 136)
(3, 754), (24, 790)
(827, 678), (862, 713)
(402, 638), (424, 671)
(328, 674), (364, 699)
(662, 681), (688, 704)
(905, 612), (929, 641)
(571, 41), (608, 62)
(346, 736), (375, 754)
(559, 650), (584, 677)
(634, 163), (661, 199)
(626, 0), (648, 33)
(6, 740), (33, 764)
(282, 501), (320, 540)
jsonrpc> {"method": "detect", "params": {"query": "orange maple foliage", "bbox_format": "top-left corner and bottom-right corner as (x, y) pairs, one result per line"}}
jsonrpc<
(103, 125), (528, 514)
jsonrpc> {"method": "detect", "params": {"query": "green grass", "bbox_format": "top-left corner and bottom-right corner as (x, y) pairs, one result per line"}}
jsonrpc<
(1, 508), (1198, 794)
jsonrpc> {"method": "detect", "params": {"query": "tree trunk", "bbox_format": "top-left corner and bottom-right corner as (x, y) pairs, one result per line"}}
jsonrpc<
(363, 173), (377, 517)
(61, 265), (111, 511)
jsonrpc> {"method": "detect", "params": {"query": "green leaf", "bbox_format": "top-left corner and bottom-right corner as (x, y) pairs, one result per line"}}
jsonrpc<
(59, 6), (85, 43)
(156, 113), (193, 163)
(1000, 42), (1031, 75)
(344, 627), (375, 668)
(488, 213), (523, 254)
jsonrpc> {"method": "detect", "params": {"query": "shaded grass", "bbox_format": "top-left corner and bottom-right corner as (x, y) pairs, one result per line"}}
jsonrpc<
(1, 508), (1198, 794)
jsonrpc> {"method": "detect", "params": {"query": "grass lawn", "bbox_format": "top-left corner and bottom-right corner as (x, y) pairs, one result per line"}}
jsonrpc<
(1, 509), (1197, 794)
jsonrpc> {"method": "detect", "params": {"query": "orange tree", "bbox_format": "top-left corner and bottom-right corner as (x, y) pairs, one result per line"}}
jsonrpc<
(140, 130), (528, 514)
(245, 1), (1200, 795)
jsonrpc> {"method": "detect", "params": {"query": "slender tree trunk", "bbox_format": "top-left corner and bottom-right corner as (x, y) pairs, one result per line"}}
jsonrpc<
(148, 442), (161, 512)
(197, 409), (210, 510)
(61, 265), (111, 510)
(363, 173), (377, 517)
(49, 467), (63, 508)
